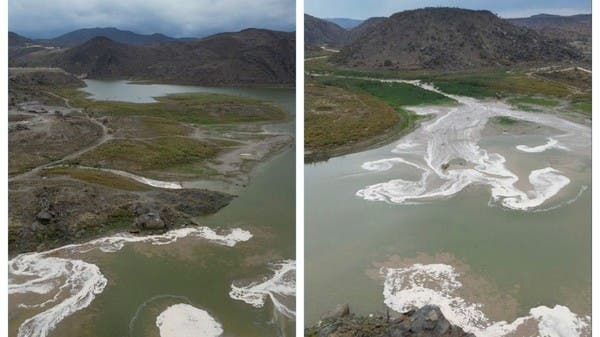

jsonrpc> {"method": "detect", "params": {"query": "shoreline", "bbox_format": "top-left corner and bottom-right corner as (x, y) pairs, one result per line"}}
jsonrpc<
(8, 73), (296, 256)
(305, 112), (432, 164)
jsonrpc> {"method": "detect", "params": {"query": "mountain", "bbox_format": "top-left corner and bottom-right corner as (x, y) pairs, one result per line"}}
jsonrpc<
(305, 14), (349, 47)
(9, 32), (32, 47)
(348, 17), (386, 42)
(508, 14), (591, 58)
(508, 13), (591, 30)
(11, 29), (295, 86)
(324, 18), (363, 29)
(332, 8), (584, 71)
(46, 27), (177, 46)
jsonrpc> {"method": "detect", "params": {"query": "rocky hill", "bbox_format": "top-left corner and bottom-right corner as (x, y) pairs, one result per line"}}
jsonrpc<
(508, 14), (591, 59)
(305, 14), (349, 47)
(348, 17), (387, 42)
(325, 18), (363, 30)
(9, 32), (32, 47)
(332, 7), (584, 71)
(46, 27), (177, 46)
(509, 13), (591, 32)
(10, 28), (295, 86)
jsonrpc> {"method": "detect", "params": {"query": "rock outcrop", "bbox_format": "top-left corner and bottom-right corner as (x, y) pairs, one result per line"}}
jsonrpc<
(306, 304), (474, 337)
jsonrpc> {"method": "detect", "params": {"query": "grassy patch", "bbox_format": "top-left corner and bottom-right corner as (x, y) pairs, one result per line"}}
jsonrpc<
(304, 84), (400, 151)
(305, 75), (453, 158)
(571, 101), (592, 115)
(569, 92), (592, 116)
(103, 208), (134, 229)
(536, 69), (592, 90)
(508, 96), (559, 107)
(77, 137), (222, 172)
(514, 104), (541, 112)
(305, 81), (400, 153)
(108, 116), (191, 138)
(428, 72), (571, 99)
(309, 68), (573, 99)
(492, 116), (519, 125)
(51, 89), (287, 124)
(315, 76), (455, 107)
(43, 167), (151, 191)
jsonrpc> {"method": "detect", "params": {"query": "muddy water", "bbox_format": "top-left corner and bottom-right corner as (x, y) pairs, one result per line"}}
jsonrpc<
(9, 82), (295, 337)
(305, 82), (590, 336)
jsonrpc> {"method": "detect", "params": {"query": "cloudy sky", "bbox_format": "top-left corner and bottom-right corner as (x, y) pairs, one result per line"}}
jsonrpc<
(306, 0), (591, 20)
(9, 0), (296, 39)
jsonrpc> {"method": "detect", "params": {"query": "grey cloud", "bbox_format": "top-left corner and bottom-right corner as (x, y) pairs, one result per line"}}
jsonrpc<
(9, 0), (296, 38)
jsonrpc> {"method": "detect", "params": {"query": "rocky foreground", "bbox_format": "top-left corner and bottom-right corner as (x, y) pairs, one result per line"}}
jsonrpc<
(306, 304), (473, 337)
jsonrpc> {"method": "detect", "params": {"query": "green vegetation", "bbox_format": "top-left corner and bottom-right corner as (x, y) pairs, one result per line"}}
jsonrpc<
(492, 116), (519, 125)
(52, 89), (287, 124)
(77, 137), (223, 172)
(43, 167), (151, 191)
(108, 116), (191, 138)
(103, 208), (135, 229)
(508, 96), (559, 107)
(305, 74), (456, 159)
(568, 92), (592, 116)
(305, 82), (400, 153)
(315, 76), (455, 107)
(429, 72), (571, 98)
(307, 60), (576, 100)
(536, 69), (592, 90)
(572, 101), (592, 115)
(308, 60), (591, 119)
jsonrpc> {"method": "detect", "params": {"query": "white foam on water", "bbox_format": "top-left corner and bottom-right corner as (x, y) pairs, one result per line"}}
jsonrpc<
(229, 260), (296, 319)
(84, 166), (183, 189)
(156, 303), (223, 337)
(353, 79), (590, 211)
(516, 137), (569, 153)
(9, 257), (107, 337)
(9, 226), (252, 337)
(382, 263), (590, 337)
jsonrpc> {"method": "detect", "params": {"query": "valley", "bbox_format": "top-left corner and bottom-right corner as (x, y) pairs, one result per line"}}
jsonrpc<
(8, 39), (296, 337)
(304, 6), (591, 337)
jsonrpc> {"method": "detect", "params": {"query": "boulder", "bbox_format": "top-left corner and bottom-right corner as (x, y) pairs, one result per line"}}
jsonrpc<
(135, 212), (165, 230)
(321, 303), (351, 320)
(36, 210), (53, 223)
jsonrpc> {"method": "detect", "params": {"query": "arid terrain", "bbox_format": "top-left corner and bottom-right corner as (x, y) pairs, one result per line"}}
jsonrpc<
(9, 28), (296, 86)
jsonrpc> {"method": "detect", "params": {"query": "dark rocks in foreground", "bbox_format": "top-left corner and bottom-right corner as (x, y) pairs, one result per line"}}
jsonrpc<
(307, 304), (474, 337)
(8, 180), (234, 255)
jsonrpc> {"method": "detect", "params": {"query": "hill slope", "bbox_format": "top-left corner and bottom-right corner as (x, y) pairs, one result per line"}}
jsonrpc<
(508, 14), (591, 59)
(305, 14), (349, 47)
(46, 27), (177, 46)
(333, 8), (584, 71)
(11, 29), (295, 85)
(9, 32), (32, 47)
(324, 18), (363, 29)
(348, 17), (387, 42)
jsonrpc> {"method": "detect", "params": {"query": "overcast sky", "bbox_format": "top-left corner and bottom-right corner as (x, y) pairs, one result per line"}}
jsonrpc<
(9, 0), (296, 39)
(306, 0), (591, 20)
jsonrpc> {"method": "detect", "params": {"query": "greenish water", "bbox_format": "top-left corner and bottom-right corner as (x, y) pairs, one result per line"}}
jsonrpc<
(10, 82), (295, 337)
(305, 121), (591, 326)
